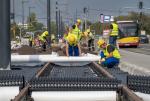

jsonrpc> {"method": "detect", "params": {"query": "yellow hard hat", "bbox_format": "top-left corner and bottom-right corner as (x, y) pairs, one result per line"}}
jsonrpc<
(86, 29), (90, 33)
(44, 31), (48, 36)
(77, 19), (81, 23)
(97, 39), (105, 47)
(67, 34), (77, 43)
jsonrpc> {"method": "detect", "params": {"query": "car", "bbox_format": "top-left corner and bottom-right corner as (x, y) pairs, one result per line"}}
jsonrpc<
(139, 35), (149, 44)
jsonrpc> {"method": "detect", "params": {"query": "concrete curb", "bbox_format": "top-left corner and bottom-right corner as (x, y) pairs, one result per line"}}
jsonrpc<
(119, 61), (150, 76)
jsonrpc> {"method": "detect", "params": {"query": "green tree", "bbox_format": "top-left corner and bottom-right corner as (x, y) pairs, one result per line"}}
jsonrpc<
(116, 12), (150, 35)
(27, 12), (44, 32)
(10, 22), (21, 40)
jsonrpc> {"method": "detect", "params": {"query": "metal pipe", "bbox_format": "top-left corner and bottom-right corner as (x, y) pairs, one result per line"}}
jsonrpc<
(32, 91), (116, 101)
(35, 62), (51, 78)
(122, 85), (144, 101)
(92, 62), (115, 79)
(11, 55), (100, 63)
(13, 84), (30, 101)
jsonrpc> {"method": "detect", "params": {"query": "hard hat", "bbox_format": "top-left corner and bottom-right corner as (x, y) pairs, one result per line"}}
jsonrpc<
(77, 19), (81, 23)
(44, 31), (48, 36)
(97, 39), (105, 47)
(67, 34), (77, 43)
(86, 29), (90, 33)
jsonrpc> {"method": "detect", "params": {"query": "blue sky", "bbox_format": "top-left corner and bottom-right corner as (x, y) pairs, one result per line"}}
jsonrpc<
(11, 0), (150, 26)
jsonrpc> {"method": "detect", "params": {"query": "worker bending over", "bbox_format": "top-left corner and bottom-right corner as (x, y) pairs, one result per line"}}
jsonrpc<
(39, 31), (49, 51)
(72, 19), (82, 41)
(66, 34), (81, 56)
(97, 39), (120, 68)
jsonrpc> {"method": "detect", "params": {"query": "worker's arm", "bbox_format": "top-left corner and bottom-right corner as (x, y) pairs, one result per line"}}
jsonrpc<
(66, 43), (69, 57)
(77, 43), (82, 56)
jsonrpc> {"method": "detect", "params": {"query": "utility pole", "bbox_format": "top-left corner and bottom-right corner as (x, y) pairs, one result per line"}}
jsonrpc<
(0, 0), (10, 69)
(22, 0), (28, 29)
(75, 9), (78, 21)
(56, 1), (59, 41)
(12, 0), (15, 23)
(83, 7), (88, 31)
(47, 0), (51, 46)
(58, 10), (61, 38)
(139, 0), (143, 32)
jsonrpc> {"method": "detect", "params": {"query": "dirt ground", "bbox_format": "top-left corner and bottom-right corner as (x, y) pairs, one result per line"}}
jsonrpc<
(11, 44), (96, 56)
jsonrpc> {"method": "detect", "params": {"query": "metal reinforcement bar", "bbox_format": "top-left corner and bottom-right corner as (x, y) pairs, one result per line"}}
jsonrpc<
(12, 62), (51, 101)
(12, 84), (30, 101)
(92, 62), (144, 101)
(35, 62), (51, 78)
(92, 62), (115, 79)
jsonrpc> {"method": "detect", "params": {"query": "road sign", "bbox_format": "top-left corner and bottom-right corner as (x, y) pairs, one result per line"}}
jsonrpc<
(100, 14), (114, 23)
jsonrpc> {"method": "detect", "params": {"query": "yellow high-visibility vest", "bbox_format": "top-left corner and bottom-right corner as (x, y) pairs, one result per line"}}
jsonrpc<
(72, 24), (82, 40)
(39, 31), (48, 42)
(103, 44), (121, 59)
(110, 23), (118, 36)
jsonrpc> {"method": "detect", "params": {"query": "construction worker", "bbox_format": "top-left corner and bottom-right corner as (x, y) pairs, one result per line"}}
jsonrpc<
(72, 19), (82, 41)
(87, 29), (95, 51)
(66, 34), (81, 56)
(39, 31), (49, 51)
(109, 19), (119, 46)
(97, 39), (120, 68)
(29, 35), (33, 47)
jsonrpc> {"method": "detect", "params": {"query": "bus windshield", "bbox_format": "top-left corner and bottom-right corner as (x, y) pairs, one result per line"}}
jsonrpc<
(118, 23), (138, 38)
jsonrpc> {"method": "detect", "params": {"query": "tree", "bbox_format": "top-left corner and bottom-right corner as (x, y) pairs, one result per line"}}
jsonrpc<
(116, 12), (150, 35)
(10, 22), (21, 40)
(27, 12), (44, 32)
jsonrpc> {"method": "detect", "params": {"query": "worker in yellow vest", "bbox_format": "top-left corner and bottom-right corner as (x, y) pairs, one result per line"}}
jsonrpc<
(72, 19), (82, 41)
(39, 31), (49, 51)
(87, 29), (95, 51)
(66, 34), (81, 56)
(97, 39), (121, 68)
(109, 19), (119, 46)
(29, 35), (33, 47)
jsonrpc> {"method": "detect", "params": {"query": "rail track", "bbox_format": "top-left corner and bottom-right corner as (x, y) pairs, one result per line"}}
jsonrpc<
(0, 61), (147, 101)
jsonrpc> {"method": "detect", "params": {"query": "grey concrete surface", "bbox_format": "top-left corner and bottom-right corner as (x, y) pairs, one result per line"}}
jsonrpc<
(119, 49), (150, 76)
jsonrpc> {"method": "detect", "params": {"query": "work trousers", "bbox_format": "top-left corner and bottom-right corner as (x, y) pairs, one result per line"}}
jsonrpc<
(100, 51), (119, 68)
(109, 36), (117, 46)
(88, 39), (95, 51)
(68, 45), (79, 56)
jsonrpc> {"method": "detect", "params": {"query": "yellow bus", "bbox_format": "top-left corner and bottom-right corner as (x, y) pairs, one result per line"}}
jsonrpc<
(117, 21), (139, 47)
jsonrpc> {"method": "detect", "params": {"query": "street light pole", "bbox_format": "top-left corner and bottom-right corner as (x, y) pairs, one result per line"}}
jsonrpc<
(22, 0), (28, 29)
(12, 0), (15, 23)
(56, 1), (59, 41)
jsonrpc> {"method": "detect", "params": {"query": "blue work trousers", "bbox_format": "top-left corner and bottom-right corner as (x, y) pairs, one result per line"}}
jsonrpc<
(109, 36), (117, 46)
(68, 45), (79, 56)
(100, 51), (119, 68)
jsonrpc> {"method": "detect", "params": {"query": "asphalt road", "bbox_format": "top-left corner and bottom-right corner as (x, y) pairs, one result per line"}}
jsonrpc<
(119, 49), (150, 76)
(121, 44), (150, 55)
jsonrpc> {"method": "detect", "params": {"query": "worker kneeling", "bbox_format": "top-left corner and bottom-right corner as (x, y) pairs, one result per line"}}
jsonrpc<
(66, 34), (81, 56)
(39, 31), (49, 51)
(97, 39), (120, 68)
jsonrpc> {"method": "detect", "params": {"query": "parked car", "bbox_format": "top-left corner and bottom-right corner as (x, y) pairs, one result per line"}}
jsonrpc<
(139, 35), (149, 44)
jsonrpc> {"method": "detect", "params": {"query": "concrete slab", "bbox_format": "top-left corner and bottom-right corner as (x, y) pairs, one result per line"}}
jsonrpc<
(119, 49), (150, 76)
